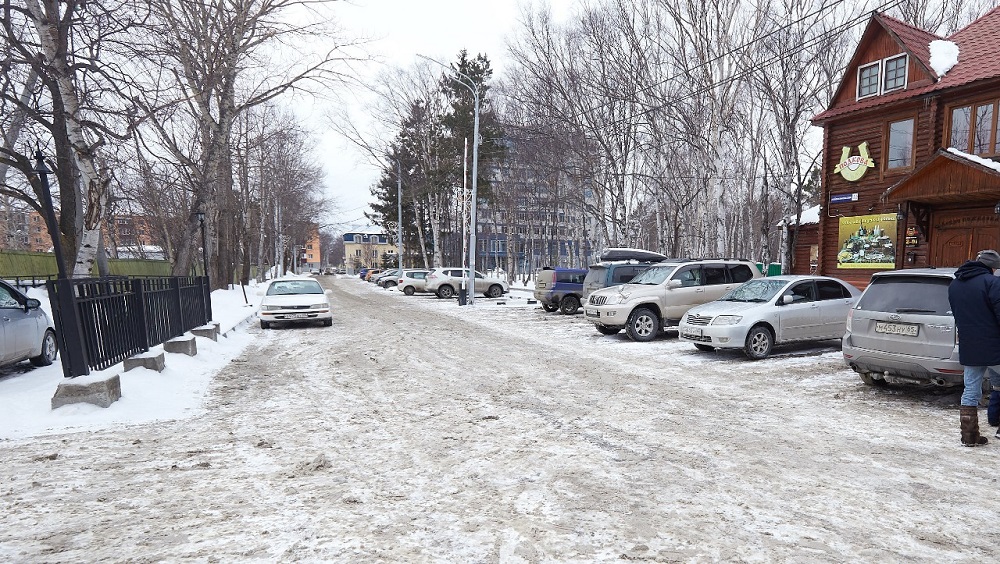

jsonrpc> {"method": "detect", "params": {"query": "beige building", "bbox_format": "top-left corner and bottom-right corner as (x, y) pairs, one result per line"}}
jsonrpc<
(342, 226), (395, 272)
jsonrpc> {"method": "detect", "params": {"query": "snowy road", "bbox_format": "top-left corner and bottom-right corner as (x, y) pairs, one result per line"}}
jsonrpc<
(2, 276), (997, 562)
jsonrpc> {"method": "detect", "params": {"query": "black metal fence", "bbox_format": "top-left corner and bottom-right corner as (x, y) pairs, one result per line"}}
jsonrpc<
(47, 276), (212, 377)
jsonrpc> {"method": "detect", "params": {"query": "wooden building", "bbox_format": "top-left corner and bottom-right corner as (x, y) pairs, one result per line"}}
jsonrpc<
(811, 8), (1000, 289)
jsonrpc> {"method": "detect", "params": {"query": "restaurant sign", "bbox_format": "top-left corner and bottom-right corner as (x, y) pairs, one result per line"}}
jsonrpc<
(836, 213), (897, 269)
(834, 142), (875, 182)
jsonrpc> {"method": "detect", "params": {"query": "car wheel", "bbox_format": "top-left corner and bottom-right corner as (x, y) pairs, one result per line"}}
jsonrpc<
(541, 303), (559, 312)
(559, 295), (581, 315)
(437, 285), (455, 299)
(323, 319), (333, 327)
(858, 372), (888, 387)
(260, 320), (270, 329)
(486, 284), (503, 298)
(384, 281), (397, 288)
(30, 330), (58, 366)
(743, 325), (773, 359)
(403, 286), (415, 296)
(694, 343), (715, 352)
(596, 325), (621, 335)
(625, 307), (659, 342)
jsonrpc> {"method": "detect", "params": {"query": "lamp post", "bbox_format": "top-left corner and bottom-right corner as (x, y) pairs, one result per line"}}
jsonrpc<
(195, 211), (208, 282)
(397, 160), (403, 272)
(418, 54), (480, 306)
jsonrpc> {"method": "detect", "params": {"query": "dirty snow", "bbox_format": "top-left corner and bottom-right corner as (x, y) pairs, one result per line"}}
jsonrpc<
(1, 276), (998, 561)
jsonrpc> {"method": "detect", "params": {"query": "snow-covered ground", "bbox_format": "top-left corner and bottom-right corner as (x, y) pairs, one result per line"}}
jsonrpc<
(1, 275), (994, 561)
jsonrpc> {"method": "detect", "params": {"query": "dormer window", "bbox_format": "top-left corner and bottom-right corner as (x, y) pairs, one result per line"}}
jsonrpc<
(883, 54), (907, 92)
(856, 54), (909, 99)
(858, 62), (880, 98)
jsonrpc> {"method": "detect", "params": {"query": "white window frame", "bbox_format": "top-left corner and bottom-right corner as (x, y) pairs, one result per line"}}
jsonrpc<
(882, 54), (908, 93)
(857, 61), (881, 100)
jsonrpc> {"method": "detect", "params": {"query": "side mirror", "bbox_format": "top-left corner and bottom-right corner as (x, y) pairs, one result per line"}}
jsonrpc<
(667, 279), (682, 289)
(781, 295), (794, 305)
(25, 298), (41, 310)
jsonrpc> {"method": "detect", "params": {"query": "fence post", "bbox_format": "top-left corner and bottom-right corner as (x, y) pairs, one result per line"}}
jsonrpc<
(131, 278), (150, 353)
(169, 276), (182, 339)
(46, 278), (91, 378)
(202, 276), (213, 324)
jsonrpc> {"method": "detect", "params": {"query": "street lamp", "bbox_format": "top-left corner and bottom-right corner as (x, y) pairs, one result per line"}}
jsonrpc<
(34, 151), (68, 279)
(195, 211), (208, 282)
(418, 54), (481, 306)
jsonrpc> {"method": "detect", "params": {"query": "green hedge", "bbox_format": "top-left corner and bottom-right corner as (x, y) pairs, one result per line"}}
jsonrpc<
(0, 250), (172, 279)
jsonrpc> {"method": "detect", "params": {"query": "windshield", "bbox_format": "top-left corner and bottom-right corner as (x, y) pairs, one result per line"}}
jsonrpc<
(266, 280), (324, 295)
(628, 265), (677, 285)
(721, 279), (788, 302)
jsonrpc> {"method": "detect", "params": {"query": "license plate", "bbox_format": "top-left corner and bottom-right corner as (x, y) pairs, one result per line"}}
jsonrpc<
(290, 313), (309, 319)
(585, 309), (599, 318)
(875, 321), (918, 337)
(682, 328), (703, 338)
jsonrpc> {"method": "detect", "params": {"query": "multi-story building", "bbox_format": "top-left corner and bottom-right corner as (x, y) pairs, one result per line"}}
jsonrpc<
(1, 207), (51, 253)
(302, 224), (321, 271)
(810, 8), (1000, 288)
(342, 225), (395, 272)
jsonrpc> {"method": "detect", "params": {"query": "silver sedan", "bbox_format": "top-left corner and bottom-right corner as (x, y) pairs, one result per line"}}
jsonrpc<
(677, 275), (862, 359)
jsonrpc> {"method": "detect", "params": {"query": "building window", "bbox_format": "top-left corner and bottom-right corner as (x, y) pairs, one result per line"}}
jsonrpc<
(882, 54), (907, 92)
(975, 103), (995, 154)
(950, 105), (972, 151)
(887, 118), (914, 169)
(858, 62), (880, 98)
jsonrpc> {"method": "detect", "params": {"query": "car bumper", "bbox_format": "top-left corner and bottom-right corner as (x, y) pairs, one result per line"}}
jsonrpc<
(260, 309), (332, 322)
(842, 333), (963, 386)
(583, 304), (629, 327)
(677, 323), (750, 348)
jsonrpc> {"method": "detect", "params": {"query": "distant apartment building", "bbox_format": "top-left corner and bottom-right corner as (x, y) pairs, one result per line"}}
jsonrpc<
(302, 224), (321, 271)
(1, 207), (51, 253)
(105, 214), (164, 259)
(342, 226), (395, 272)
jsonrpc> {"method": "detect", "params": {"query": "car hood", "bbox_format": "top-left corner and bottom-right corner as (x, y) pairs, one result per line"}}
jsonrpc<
(262, 294), (328, 306)
(686, 299), (771, 317)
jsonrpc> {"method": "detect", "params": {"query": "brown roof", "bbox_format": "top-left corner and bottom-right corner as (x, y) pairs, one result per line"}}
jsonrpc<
(814, 8), (1000, 123)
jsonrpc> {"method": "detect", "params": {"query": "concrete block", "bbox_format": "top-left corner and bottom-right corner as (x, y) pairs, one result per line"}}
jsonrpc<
(164, 335), (197, 356)
(191, 324), (218, 341)
(123, 352), (165, 373)
(52, 374), (122, 409)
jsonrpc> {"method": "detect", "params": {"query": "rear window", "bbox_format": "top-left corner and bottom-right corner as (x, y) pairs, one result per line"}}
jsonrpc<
(584, 266), (608, 287)
(856, 275), (953, 315)
(728, 264), (755, 283)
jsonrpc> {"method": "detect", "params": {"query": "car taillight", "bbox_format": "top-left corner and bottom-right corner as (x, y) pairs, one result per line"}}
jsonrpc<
(845, 308), (854, 332)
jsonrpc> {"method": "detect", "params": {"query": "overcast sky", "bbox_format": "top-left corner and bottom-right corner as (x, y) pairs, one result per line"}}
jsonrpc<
(314, 0), (576, 230)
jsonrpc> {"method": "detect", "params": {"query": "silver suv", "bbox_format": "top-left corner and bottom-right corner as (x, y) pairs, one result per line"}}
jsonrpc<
(424, 268), (509, 299)
(843, 268), (963, 387)
(584, 259), (761, 341)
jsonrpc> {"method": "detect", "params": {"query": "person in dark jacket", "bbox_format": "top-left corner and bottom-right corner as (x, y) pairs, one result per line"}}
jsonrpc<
(948, 249), (1000, 446)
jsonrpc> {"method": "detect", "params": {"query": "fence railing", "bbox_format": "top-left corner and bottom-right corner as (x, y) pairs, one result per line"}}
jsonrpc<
(47, 276), (212, 377)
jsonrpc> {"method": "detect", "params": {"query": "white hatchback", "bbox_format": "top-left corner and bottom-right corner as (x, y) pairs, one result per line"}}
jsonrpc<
(678, 275), (861, 359)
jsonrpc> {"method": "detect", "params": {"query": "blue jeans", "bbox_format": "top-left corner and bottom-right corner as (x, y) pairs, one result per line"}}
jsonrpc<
(961, 365), (1000, 406)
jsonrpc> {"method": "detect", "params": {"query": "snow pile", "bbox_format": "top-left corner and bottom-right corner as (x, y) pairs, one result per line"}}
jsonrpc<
(947, 147), (1000, 173)
(0, 283), (262, 439)
(929, 40), (960, 78)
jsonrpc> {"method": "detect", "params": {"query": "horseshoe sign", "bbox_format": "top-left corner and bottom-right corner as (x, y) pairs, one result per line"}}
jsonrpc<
(834, 141), (875, 182)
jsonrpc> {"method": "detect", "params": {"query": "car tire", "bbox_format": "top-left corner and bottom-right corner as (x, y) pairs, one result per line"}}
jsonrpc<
(694, 343), (715, 352)
(384, 281), (397, 288)
(486, 284), (503, 298)
(322, 319), (333, 327)
(260, 320), (270, 329)
(30, 329), (58, 367)
(858, 372), (888, 387)
(403, 286), (415, 296)
(596, 325), (621, 335)
(542, 303), (559, 312)
(743, 325), (773, 359)
(625, 307), (659, 342)
(437, 285), (455, 299)
(559, 295), (581, 315)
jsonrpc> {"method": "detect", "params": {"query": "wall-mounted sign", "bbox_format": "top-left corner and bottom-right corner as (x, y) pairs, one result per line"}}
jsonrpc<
(905, 226), (919, 247)
(830, 192), (859, 204)
(834, 141), (875, 182)
(836, 213), (897, 269)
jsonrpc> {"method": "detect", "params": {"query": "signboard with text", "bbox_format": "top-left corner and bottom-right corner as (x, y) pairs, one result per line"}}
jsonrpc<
(836, 214), (897, 269)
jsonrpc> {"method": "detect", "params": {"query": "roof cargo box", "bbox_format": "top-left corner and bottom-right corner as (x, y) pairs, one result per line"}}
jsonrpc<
(598, 248), (667, 262)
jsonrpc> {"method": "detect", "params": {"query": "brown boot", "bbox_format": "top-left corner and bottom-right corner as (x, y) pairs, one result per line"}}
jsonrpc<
(960, 405), (989, 446)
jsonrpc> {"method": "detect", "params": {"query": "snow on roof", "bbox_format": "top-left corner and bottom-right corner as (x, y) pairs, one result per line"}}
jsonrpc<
(343, 225), (384, 235)
(946, 147), (1000, 173)
(778, 205), (820, 227)
(929, 40), (960, 78)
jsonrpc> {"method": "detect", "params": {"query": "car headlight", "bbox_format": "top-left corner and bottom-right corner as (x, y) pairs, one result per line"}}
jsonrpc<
(711, 315), (743, 326)
(312, 303), (329, 309)
(263, 305), (283, 311)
